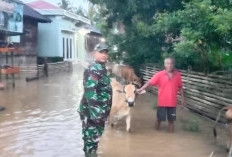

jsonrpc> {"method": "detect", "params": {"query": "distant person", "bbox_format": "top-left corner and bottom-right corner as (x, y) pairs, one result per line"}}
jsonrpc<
(78, 43), (112, 156)
(136, 57), (185, 132)
(0, 82), (5, 111)
(0, 82), (4, 89)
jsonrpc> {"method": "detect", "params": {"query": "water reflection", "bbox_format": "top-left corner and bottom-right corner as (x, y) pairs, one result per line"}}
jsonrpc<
(0, 64), (84, 157)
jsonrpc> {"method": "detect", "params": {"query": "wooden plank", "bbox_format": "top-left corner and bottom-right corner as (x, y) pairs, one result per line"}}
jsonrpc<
(185, 94), (227, 109)
(187, 104), (226, 123)
(185, 88), (232, 104)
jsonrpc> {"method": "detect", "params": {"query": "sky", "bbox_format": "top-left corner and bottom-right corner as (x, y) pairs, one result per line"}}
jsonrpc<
(21, 0), (90, 11)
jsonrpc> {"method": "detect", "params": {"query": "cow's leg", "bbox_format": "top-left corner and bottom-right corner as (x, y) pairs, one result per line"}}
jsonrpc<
(228, 124), (232, 157)
(229, 147), (232, 157)
(109, 114), (114, 128)
(126, 115), (131, 132)
(109, 111), (118, 128)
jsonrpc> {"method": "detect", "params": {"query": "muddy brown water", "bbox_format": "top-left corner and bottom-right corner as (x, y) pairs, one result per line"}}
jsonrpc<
(0, 64), (228, 157)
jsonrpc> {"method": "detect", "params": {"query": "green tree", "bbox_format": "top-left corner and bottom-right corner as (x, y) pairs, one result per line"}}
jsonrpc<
(89, 0), (185, 69)
(59, 0), (70, 10)
(76, 6), (87, 17)
(89, 0), (232, 72)
(153, 0), (232, 72)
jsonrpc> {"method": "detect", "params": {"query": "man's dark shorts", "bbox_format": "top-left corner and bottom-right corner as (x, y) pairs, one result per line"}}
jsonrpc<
(157, 107), (176, 122)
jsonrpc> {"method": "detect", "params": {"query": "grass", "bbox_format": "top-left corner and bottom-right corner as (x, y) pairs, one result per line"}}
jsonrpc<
(180, 116), (200, 132)
(150, 102), (157, 110)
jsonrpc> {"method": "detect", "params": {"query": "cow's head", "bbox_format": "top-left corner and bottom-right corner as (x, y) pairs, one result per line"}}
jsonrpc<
(117, 84), (145, 107)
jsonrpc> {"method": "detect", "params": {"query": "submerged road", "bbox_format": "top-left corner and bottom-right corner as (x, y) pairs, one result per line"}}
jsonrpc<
(0, 64), (227, 157)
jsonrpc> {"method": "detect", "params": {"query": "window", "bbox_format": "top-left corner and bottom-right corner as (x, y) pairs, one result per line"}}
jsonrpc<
(70, 38), (72, 58)
(63, 38), (65, 59)
(62, 34), (74, 60)
(0, 12), (4, 26)
(66, 38), (69, 59)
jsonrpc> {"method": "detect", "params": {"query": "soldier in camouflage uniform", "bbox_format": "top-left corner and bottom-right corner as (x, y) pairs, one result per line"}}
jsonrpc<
(78, 43), (112, 155)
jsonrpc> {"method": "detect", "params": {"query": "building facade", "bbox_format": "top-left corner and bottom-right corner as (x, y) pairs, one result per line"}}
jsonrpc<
(0, 0), (51, 78)
(28, 0), (91, 63)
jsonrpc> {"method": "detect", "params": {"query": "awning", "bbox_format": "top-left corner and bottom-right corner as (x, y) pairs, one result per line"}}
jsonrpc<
(76, 24), (102, 36)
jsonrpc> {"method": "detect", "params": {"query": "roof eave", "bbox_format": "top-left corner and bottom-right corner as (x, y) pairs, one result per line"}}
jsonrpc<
(24, 15), (52, 23)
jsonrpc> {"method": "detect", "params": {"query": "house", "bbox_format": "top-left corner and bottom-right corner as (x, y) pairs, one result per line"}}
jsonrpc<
(76, 24), (103, 64)
(28, 0), (91, 63)
(0, 0), (51, 78)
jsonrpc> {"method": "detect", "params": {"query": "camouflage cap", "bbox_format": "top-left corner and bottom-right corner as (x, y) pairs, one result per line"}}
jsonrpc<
(94, 42), (108, 52)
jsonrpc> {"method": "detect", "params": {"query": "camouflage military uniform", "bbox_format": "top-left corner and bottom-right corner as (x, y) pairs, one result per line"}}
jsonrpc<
(78, 61), (112, 153)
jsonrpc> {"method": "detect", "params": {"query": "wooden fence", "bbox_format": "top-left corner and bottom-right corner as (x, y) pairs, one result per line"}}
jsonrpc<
(140, 64), (232, 122)
(38, 61), (72, 78)
(18, 61), (72, 78)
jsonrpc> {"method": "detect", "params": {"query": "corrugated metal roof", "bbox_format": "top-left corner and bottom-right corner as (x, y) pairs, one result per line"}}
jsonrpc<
(23, 4), (51, 23)
(27, 1), (91, 24)
(83, 24), (101, 35)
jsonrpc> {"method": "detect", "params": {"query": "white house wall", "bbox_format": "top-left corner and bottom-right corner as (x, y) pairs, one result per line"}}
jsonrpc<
(37, 16), (77, 62)
(37, 16), (60, 57)
(58, 17), (76, 61)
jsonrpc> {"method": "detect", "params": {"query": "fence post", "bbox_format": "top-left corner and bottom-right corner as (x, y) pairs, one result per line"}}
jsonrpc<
(44, 58), (48, 77)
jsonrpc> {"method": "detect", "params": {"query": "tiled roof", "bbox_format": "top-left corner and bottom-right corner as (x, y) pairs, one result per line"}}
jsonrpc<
(27, 0), (60, 10)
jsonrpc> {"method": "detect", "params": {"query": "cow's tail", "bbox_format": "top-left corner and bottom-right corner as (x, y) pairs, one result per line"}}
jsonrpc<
(213, 107), (230, 140)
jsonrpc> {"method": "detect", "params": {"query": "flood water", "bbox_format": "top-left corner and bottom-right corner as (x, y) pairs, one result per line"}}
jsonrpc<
(0, 64), (228, 157)
(0, 64), (84, 157)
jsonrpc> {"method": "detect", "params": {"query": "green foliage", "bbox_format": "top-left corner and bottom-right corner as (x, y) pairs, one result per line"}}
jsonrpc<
(150, 102), (157, 110)
(37, 57), (63, 64)
(180, 116), (200, 132)
(75, 6), (87, 18)
(47, 57), (63, 63)
(59, 0), (70, 10)
(89, 0), (232, 72)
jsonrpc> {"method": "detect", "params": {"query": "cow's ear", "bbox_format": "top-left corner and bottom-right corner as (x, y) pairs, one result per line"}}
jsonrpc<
(116, 90), (124, 93)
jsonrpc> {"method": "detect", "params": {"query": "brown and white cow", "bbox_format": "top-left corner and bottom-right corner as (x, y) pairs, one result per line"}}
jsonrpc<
(109, 79), (145, 132)
(213, 106), (232, 157)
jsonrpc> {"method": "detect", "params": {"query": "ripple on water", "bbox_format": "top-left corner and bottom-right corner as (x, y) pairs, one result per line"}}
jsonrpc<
(0, 67), (85, 157)
(0, 107), (84, 157)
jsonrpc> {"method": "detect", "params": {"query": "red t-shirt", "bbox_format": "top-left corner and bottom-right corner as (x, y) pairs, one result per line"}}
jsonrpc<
(149, 70), (183, 107)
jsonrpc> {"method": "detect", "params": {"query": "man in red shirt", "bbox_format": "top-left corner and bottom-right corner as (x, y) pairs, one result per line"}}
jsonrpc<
(137, 57), (185, 132)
